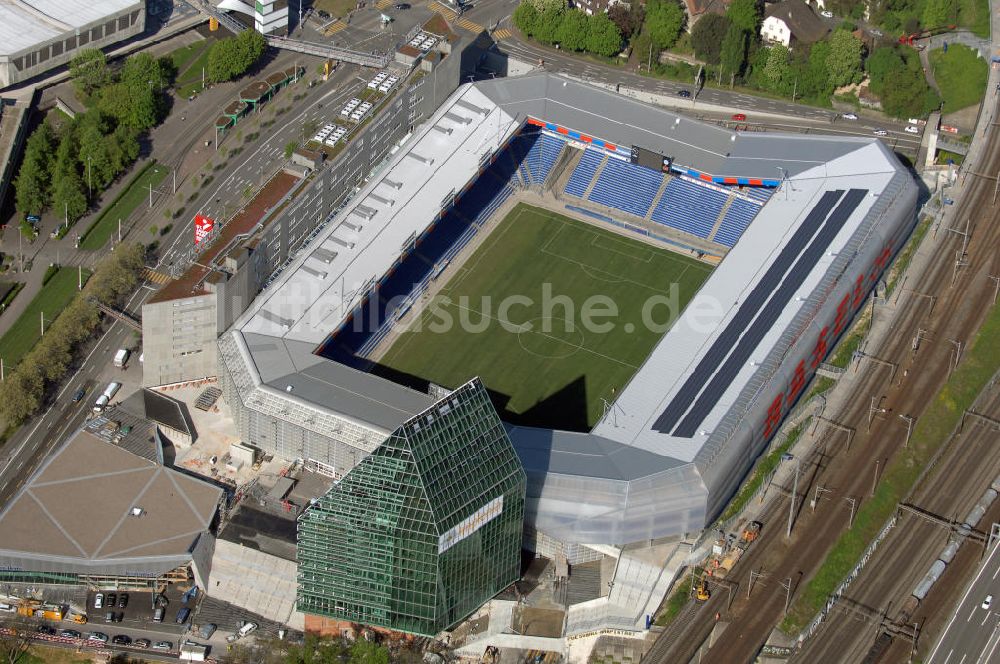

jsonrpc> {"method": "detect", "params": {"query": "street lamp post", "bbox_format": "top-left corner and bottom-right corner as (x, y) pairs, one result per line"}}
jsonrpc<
(783, 453), (800, 538)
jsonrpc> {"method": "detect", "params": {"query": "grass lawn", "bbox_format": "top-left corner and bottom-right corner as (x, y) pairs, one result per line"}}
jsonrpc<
(174, 41), (213, 98)
(959, 0), (991, 38)
(930, 44), (988, 112)
(22, 646), (93, 664)
(314, 0), (358, 18)
(80, 162), (168, 251)
(0, 267), (91, 368)
(782, 297), (1000, 634)
(375, 204), (713, 430)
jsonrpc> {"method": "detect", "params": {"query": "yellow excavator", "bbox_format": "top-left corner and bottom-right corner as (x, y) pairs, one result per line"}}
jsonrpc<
(695, 578), (711, 602)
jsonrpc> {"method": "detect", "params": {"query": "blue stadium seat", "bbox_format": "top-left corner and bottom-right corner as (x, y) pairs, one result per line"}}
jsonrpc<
(564, 149), (604, 198)
(650, 177), (727, 239)
(587, 158), (664, 218)
(713, 198), (761, 247)
(743, 187), (773, 204)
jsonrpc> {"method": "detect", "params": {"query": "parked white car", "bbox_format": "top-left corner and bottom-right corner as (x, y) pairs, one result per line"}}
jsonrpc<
(821, 10), (833, 17)
(842, 112), (858, 120)
(904, 125), (920, 134)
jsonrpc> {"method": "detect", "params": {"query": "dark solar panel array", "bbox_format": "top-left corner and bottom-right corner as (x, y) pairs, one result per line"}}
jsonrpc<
(652, 188), (868, 437)
(672, 189), (867, 437)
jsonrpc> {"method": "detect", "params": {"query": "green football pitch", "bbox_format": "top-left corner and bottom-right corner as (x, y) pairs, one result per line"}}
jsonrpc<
(374, 204), (713, 430)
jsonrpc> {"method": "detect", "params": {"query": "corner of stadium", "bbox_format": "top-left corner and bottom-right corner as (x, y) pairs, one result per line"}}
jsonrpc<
(217, 71), (918, 636)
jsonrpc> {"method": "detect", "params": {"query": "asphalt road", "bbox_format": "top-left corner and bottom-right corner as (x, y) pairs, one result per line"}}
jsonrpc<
(927, 542), (1000, 664)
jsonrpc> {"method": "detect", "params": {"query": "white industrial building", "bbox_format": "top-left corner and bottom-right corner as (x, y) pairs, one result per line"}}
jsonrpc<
(0, 0), (145, 89)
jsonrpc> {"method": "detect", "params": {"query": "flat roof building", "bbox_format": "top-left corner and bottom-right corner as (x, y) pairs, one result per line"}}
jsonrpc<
(0, 0), (145, 89)
(0, 418), (222, 584)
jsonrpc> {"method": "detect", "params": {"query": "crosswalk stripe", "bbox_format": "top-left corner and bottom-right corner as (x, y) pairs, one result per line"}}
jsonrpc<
(143, 269), (172, 285)
(493, 28), (512, 40)
(457, 18), (483, 32)
(375, 0), (392, 7)
(432, 1), (456, 18)
(323, 21), (347, 36)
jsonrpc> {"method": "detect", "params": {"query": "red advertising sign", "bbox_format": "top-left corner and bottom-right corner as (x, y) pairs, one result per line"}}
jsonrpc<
(940, 125), (959, 134)
(194, 214), (215, 245)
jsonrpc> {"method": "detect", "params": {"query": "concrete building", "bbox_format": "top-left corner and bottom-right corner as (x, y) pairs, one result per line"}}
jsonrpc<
(761, 0), (829, 47)
(215, 0), (288, 35)
(0, 0), (145, 90)
(141, 42), (466, 387)
(0, 415), (222, 587)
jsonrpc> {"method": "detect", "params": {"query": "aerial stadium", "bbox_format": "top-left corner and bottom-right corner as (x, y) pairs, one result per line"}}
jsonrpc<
(216, 72), (917, 633)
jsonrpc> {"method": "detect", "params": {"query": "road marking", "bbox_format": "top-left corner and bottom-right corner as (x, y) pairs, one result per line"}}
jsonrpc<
(980, 624), (1000, 664)
(142, 268), (172, 285)
(982, 612), (991, 625)
(959, 654), (967, 664)
(493, 28), (512, 40)
(971, 607), (978, 622)
(929, 542), (1000, 662)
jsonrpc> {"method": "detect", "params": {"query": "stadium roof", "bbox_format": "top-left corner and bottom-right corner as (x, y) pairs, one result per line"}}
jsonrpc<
(0, 0), (140, 56)
(223, 74), (914, 529)
(0, 428), (222, 572)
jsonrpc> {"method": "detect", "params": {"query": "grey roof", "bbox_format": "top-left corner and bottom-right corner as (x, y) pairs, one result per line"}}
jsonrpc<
(508, 426), (685, 481)
(246, 333), (434, 431)
(0, 0), (140, 56)
(473, 73), (859, 178)
(85, 405), (161, 464)
(765, 0), (830, 43)
(0, 429), (222, 572)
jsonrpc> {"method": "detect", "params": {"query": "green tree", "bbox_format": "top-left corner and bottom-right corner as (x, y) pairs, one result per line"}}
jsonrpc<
(86, 243), (145, 307)
(825, 29), (863, 88)
(284, 141), (299, 159)
(69, 49), (111, 98)
(557, 9), (590, 50)
(51, 168), (88, 223)
(608, 2), (645, 39)
(865, 46), (902, 93)
(14, 122), (56, 214)
(14, 159), (48, 215)
(645, 0), (686, 49)
(512, 1), (541, 36)
(922, 0), (957, 28)
(207, 30), (267, 83)
(349, 641), (390, 664)
(801, 40), (834, 99)
(726, 0), (761, 35)
(691, 13), (732, 64)
(0, 361), (44, 425)
(762, 44), (792, 92)
(719, 25), (749, 79)
(586, 12), (624, 56)
(528, 0), (564, 11)
(533, 4), (564, 42)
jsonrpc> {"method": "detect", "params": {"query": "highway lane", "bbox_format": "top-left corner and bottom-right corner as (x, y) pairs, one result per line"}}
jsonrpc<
(928, 542), (1000, 664)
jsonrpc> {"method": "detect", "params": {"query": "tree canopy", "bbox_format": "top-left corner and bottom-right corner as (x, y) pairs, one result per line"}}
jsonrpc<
(645, 0), (686, 49)
(720, 25), (749, 78)
(825, 29), (864, 88)
(726, 0), (762, 35)
(513, 1), (623, 57)
(866, 46), (939, 118)
(69, 49), (112, 99)
(691, 14), (732, 64)
(207, 29), (267, 83)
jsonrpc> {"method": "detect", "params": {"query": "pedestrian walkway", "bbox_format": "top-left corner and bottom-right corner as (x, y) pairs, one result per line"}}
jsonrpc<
(493, 27), (512, 40)
(457, 17), (483, 33)
(143, 269), (172, 285)
(322, 20), (347, 36)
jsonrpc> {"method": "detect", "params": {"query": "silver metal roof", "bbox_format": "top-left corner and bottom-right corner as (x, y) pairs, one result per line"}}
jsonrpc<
(0, 0), (140, 56)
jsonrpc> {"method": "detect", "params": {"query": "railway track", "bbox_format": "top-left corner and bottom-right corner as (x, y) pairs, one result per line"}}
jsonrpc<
(644, 97), (1000, 664)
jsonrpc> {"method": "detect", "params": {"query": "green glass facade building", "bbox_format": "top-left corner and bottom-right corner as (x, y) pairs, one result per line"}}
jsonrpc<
(297, 379), (526, 635)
